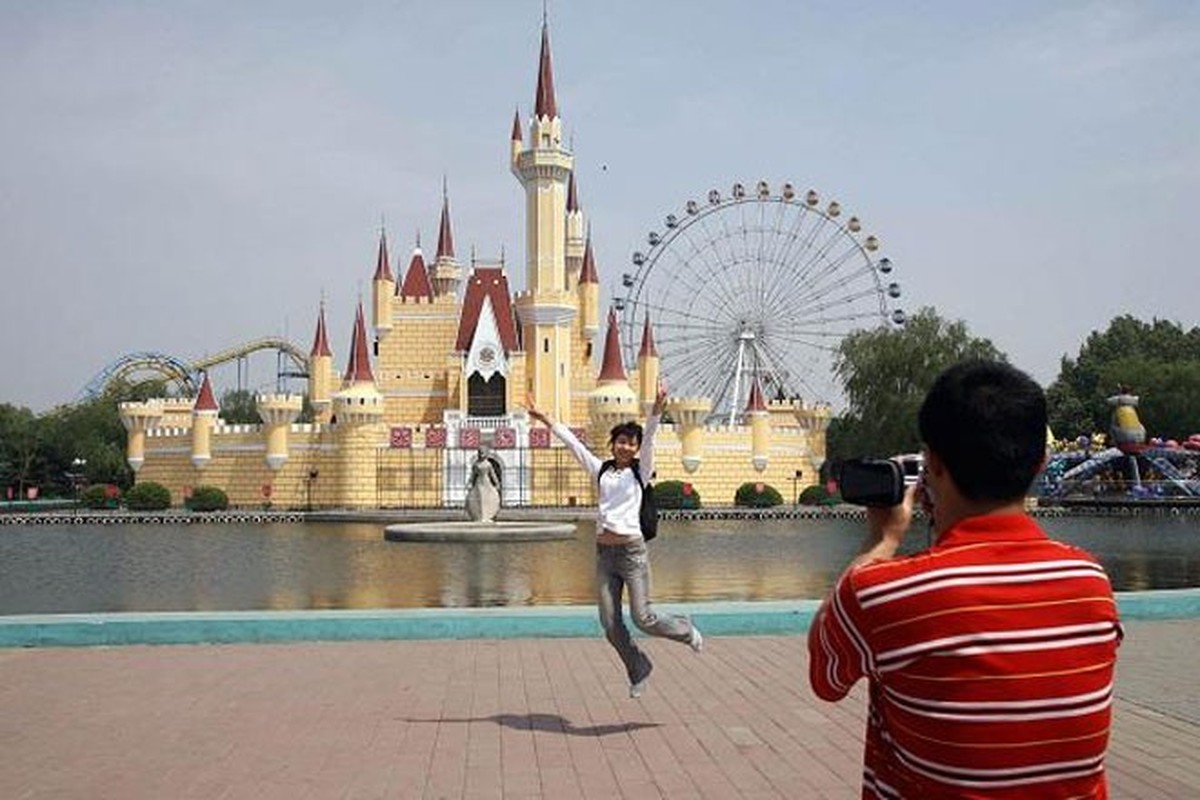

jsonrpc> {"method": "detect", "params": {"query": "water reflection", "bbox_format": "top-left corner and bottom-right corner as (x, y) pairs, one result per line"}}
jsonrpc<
(0, 515), (1197, 614)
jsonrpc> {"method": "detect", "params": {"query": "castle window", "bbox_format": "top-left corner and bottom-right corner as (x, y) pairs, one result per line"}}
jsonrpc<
(541, 133), (550, 148)
(373, 340), (379, 357)
(467, 372), (506, 417)
(586, 342), (593, 358)
(543, 338), (550, 353)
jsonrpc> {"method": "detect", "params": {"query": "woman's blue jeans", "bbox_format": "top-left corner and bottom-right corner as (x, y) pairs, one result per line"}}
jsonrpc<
(596, 540), (694, 683)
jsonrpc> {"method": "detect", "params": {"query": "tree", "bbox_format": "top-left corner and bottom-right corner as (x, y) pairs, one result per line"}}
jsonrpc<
(0, 403), (44, 497)
(1047, 316), (1200, 441)
(220, 389), (262, 424)
(828, 307), (1006, 460)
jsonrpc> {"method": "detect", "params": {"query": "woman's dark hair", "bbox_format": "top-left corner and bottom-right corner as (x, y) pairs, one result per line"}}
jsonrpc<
(918, 360), (1046, 502)
(609, 421), (644, 447)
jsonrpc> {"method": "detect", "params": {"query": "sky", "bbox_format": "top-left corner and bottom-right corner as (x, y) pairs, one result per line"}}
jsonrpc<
(1, 0), (1198, 412)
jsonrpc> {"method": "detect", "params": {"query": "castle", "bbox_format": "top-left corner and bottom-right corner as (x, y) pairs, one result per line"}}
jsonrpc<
(120, 20), (831, 509)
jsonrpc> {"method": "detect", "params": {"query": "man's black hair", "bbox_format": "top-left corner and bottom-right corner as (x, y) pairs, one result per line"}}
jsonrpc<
(918, 359), (1046, 502)
(608, 420), (644, 447)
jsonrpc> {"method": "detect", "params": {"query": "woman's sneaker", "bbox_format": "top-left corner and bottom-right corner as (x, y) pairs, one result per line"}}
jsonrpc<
(689, 625), (704, 654)
(629, 655), (653, 698)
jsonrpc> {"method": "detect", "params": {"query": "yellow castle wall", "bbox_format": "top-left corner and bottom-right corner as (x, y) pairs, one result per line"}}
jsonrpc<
(136, 419), (821, 509)
(377, 296), (460, 425)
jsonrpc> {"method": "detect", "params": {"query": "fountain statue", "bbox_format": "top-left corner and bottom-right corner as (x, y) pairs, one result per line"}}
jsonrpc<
(464, 447), (502, 522)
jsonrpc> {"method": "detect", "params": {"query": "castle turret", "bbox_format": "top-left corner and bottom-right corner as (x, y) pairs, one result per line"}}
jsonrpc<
(667, 397), (712, 474)
(308, 303), (334, 425)
(191, 372), (219, 469)
(256, 393), (302, 471)
(431, 181), (462, 297)
(510, 107), (523, 166)
(398, 243), (434, 301)
(371, 229), (394, 338)
(746, 379), (770, 473)
(636, 314), (659, 418)
(565, 173), (584, 289)
(588, 308), (639, 448)
(512, 16), (577, 422)
(578, 233), (600, 337)
(795, 402), (832, 478)
(332, 303), (384, 507)
(119, 399), (165, 473)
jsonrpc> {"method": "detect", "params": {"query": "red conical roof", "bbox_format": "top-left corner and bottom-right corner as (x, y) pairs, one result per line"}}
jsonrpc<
(638, 314), (658, 358)
(510, 107), (522, 143)
(310, 303), (332, 357)
(567, 172), (579, 212)
(194, 372), (218, 412)
(399, 247), (434, 299)
(372, 230), (392, 281)
(746, 379), (767, 412)
(534, 21), (558, 119)
(597, 308), (627, 382)
(436, 184), (455, 260)
(579, 234), (599, 284)
(342, 303), (375, 384)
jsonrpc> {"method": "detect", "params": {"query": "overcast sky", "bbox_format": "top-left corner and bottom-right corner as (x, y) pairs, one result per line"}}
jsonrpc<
(2, 0), (1198, 412)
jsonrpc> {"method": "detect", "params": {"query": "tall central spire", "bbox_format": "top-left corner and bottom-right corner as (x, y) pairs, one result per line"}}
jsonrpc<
(535, 19), (557, 119)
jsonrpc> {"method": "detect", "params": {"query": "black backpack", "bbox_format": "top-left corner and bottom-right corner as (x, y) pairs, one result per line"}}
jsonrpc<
(599, 459), (659, 541)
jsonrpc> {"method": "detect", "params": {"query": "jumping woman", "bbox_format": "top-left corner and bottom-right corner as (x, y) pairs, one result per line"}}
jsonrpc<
(525, 386), (703, 698)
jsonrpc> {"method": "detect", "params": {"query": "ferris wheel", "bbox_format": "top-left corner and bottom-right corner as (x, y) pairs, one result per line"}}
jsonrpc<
(615, 181), (905, 424)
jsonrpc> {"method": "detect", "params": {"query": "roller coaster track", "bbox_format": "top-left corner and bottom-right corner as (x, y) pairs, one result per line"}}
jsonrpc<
(79, 338), (309, 401)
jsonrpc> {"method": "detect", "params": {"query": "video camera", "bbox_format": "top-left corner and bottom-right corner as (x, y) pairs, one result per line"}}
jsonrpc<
(837, 453), (923, 507)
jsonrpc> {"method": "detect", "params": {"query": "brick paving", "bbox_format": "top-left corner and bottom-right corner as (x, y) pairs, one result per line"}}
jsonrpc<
(0, 619), (1197, 799)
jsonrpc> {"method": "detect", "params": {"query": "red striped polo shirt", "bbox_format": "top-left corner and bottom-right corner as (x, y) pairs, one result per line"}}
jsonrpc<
(809, 513), (1121, 799)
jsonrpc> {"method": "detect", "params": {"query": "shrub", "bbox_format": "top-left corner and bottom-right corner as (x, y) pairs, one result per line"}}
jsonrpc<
(79, 484), (118, 509)
(799, 484), (841, 506)
(125, 481), (171, 511)
(653, 480), (701, 510)
(187, 485), (228, 512)
(734, 482), (784, 508)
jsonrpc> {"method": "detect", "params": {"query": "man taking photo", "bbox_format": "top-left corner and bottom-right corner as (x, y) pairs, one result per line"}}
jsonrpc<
(809, 360), (1122, 798)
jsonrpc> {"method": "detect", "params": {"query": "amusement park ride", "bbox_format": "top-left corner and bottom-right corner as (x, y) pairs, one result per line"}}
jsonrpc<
(79, 338), (307, 401)
(1040, 388), (1200, 505)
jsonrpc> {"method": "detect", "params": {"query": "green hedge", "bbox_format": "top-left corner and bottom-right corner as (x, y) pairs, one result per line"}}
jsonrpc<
(734, 482), (784, 507)
(79, 484), (119, 509)
(187, 485), (228, 512)
(125, 481), (171, 511)
(653, 480), (701, 509)
(799, 484), (841, 506)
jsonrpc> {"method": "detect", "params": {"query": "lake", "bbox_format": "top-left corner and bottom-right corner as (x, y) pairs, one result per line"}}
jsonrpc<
(1, 515), (1197, 614)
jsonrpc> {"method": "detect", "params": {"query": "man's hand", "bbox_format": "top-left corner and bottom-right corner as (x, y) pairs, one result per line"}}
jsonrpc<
(853, 483), (917, 567)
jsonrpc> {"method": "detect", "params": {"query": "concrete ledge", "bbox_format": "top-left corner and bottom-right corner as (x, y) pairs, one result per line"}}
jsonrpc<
(2, 590), (1197, 648)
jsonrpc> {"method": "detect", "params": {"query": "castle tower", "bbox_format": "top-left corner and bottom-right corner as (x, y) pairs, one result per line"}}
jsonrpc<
(371, 229), (394, 339)
(565, 173), (584, 289)
(746, 379), (770, 473)
(570, 232), (602, 423)
(256, 393), (302, 471)
(510, 107), (523, 164)
(308, 303), (334, 425)
(636, 314), (660, 418)
(667, 396), (711, 474)
(332, 303), (384, 508)
(190, 372), (219, 469)
(512, 17), (577, 422)
(795, 402), (832, 478)
(119, 399), (165, 474)
(431, 181), (462, 297)
(588, 308), (639, 449)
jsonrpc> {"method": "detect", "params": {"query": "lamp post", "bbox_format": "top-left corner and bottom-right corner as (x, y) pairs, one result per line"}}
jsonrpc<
(69, 457), (87, 513)
(791, 469), (803, 506)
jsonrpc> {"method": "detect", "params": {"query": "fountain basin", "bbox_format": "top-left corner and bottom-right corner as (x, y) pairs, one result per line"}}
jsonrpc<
(384, 520), (577, 543)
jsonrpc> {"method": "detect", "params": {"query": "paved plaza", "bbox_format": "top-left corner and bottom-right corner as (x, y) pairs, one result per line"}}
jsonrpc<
(1, 619), (1197, 799)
